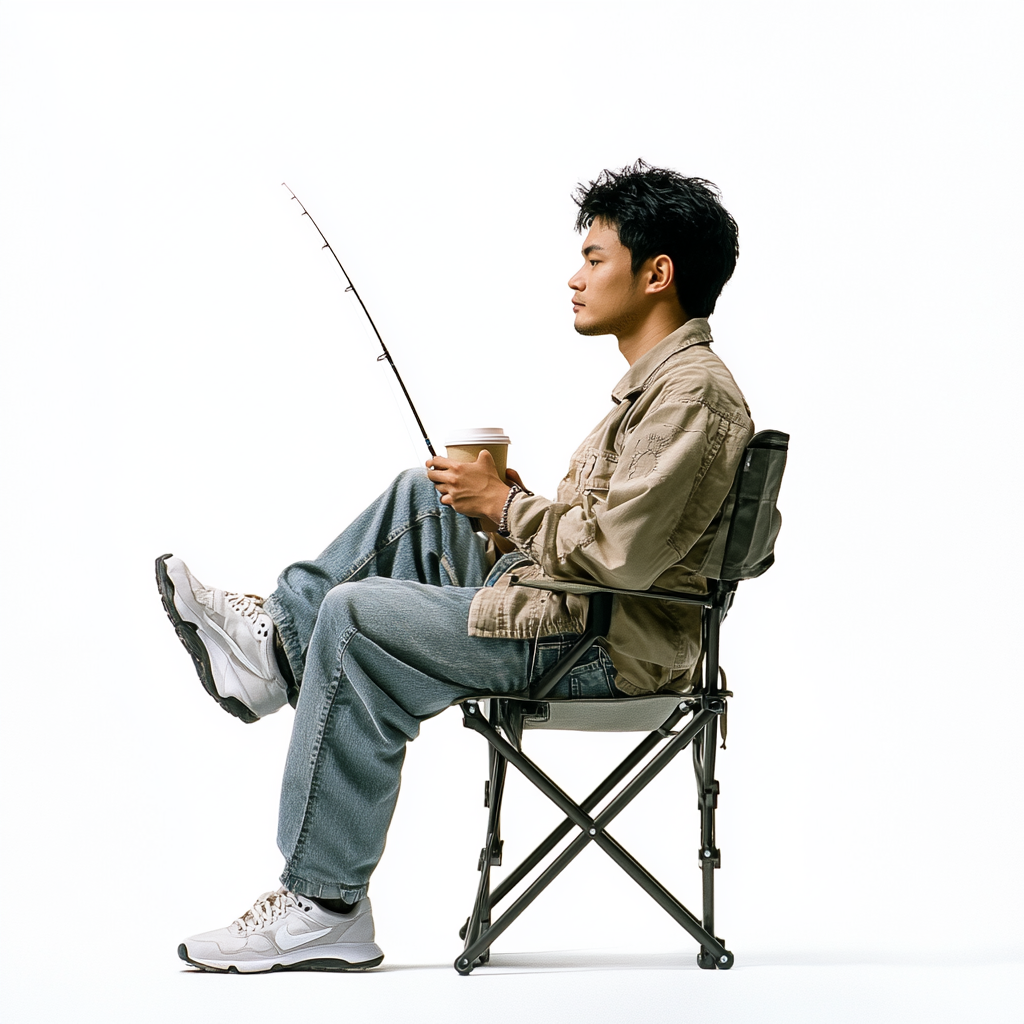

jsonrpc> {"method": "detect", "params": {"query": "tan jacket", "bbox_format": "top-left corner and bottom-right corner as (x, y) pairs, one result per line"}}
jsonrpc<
(468, 318), (753, 695)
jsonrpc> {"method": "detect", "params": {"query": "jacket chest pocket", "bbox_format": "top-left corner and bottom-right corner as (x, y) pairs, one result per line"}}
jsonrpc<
(579, 450), (618, 511)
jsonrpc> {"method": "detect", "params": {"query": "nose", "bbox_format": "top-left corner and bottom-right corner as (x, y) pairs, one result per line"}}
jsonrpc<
(568, 264), (585, 293)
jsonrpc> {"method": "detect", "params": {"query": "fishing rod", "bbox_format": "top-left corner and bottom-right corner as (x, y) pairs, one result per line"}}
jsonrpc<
(281, 182), (436, 458)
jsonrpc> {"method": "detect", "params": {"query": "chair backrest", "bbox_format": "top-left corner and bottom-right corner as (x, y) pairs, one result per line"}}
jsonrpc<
(697, 429), (789, 582)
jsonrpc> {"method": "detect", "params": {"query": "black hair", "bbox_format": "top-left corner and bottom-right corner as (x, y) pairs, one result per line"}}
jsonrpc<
(573, 160), (739, 317)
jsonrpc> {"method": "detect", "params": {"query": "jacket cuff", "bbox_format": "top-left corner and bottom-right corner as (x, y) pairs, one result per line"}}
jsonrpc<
(504, 491), (558, 556)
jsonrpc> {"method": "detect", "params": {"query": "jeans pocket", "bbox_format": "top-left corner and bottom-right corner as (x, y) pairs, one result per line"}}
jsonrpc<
(484, 552), (532, 588)
(532, 636), (619, 699)
(566, 647), (618, 699)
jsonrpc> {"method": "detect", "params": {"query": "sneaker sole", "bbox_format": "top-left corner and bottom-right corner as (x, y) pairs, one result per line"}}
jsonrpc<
(177, 942), (384, 973)
(155, 554), (260, 724)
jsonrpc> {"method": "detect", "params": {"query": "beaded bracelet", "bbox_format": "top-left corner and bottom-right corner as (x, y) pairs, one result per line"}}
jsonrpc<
(497, 483), (533, 537)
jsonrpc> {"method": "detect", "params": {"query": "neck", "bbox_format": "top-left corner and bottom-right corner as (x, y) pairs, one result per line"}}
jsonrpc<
(617, 306), (690, 367)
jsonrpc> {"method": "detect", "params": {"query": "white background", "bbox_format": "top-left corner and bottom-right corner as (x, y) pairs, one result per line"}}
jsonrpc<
(1, 2), (1021, 1021)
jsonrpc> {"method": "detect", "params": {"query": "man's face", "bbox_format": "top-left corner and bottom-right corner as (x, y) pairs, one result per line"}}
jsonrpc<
(568, 218), (644, 337)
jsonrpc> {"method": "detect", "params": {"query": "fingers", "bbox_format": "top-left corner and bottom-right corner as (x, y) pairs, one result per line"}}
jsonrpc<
(426, 458), (452, 481)
(427, 453), (509, 518)
(506, 467), (527, 489)
(426, 457), (456, 487)
(428, 453), (501, 486)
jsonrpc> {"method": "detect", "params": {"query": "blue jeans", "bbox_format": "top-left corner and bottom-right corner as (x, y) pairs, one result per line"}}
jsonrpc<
(263, 469), (618, 902)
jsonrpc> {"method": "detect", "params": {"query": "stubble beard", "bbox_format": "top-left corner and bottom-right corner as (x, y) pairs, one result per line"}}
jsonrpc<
(573, 278), (646, 338)
(573, 304), (643, 338)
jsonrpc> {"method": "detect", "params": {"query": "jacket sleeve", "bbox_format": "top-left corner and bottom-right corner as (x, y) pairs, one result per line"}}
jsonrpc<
(505, 391), (747, 591)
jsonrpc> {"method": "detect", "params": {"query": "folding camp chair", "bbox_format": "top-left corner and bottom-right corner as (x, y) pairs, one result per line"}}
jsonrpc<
(454, 429), (789, 975)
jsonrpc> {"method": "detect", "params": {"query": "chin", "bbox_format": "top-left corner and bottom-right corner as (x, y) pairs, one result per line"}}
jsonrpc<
(573, 318), (612, 337)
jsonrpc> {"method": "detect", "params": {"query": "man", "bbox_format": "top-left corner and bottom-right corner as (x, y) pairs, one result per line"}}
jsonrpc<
(157, 160), (752, 973)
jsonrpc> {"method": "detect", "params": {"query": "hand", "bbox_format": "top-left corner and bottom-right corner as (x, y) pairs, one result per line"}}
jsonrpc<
(426, 450), (515, 523)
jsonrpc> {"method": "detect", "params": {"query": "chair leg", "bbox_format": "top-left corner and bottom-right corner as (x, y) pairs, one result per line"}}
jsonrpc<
(695, 595), (728, 970)
(695, 716), (723, 969)
(460, 701), (508, 967)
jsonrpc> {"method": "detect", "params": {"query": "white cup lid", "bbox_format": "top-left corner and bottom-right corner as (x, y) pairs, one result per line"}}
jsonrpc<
(445, 427), (510, 445)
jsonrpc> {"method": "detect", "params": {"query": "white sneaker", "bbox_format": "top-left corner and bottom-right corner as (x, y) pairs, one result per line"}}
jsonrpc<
(156, 554), (289, 723)
(179, 889), (384, 973)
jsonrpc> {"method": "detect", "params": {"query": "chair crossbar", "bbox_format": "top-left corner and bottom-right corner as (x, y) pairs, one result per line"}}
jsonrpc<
(488, 707), (683, 905)
(455, 698), (733, 974)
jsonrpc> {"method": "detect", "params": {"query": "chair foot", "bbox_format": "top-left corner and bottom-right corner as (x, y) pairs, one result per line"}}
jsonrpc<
(697, 946), (733, 970)
(453, 945), (490, 975)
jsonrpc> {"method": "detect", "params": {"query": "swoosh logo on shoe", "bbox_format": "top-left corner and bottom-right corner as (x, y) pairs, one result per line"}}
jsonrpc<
(276, 924), (333, 951)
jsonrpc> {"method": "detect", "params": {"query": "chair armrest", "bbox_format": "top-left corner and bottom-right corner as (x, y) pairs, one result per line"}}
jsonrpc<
(508, 574), (712, 607)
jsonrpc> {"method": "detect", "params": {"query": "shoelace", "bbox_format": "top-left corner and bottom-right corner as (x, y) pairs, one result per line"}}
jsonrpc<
(225, 592), (265, 622)
(232, 888), (300, 934)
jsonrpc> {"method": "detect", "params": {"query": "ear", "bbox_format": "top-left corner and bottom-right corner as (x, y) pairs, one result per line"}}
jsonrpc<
(642, 254), (675, 296)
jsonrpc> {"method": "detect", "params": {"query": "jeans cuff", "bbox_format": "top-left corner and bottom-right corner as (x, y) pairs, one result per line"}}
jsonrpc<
(263, 595), (306, 687)
(281, 870), (367, 904)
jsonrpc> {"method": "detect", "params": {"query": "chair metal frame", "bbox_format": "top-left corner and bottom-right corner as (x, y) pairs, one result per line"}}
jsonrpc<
(454, 577), (737, 975)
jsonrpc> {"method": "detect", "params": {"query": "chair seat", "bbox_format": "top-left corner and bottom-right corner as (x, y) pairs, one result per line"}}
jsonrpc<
(513, 693), (687, 732)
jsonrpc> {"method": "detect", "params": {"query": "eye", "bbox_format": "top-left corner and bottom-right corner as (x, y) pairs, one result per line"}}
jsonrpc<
(589, 259), (599, 267)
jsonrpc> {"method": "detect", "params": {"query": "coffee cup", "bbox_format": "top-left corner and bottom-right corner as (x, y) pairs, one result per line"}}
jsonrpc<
(445, 427), (510, 482)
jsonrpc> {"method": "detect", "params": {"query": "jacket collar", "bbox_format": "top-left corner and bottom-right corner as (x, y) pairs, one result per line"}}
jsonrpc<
(610, 318), (713, 403)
